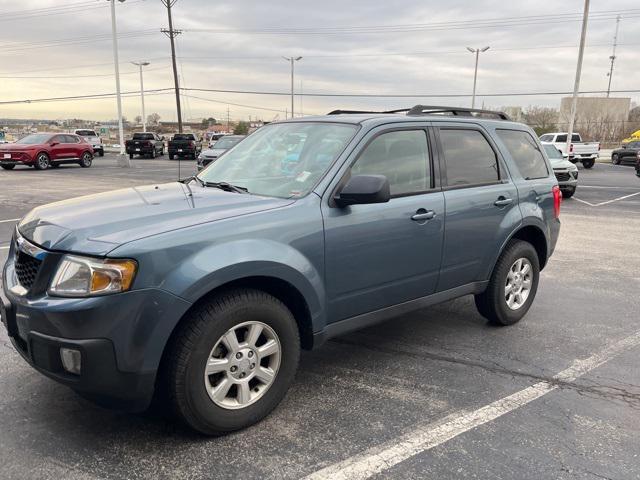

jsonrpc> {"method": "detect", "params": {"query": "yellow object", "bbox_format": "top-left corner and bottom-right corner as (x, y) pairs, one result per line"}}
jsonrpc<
(622, 129), (640, 143)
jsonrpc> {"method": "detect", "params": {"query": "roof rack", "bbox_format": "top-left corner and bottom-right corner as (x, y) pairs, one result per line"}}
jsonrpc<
(327, 108), (410, 115)
(407, 105), (511, 120)
(327, 105), (511, 121)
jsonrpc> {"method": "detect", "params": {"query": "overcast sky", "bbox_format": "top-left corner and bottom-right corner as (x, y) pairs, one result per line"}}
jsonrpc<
(1, 0), (639, 122)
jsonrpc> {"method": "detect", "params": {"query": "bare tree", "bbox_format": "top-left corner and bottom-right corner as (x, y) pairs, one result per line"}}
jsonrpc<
(134, 115), (142, 124)
(147, 113), (161, 126)
(522, 106), (558, 136)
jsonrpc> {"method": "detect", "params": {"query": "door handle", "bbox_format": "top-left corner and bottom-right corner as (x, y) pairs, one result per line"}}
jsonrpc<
(411, 209), (435, 221)
(494, 197), (513, 207)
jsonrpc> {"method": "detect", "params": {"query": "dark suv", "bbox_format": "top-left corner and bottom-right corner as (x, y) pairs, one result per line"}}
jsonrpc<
(1, 106), (561, 435)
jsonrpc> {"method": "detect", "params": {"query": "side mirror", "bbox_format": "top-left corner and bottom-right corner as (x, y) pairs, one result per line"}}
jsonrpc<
(50, 142), (59, 147)
(334, 175), (390, 207)
(621, 144), (627, 149)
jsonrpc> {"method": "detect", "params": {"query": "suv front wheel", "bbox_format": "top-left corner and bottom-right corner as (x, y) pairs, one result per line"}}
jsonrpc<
(475, 239), (540, 326)
(165, 288), (300, 435)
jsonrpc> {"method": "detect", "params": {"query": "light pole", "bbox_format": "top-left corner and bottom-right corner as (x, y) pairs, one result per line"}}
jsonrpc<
(108, 0), (128, 165)
(466, 46), (489, 109)
(283, 56), (302, 118)
(132, 61), (150, 130)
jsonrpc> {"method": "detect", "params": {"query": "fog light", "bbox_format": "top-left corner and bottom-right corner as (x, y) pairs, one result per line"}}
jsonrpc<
(60, 348), (82, 375)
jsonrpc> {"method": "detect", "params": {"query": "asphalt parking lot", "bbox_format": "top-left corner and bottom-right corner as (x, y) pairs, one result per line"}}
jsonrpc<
(1, 155), (639, 479)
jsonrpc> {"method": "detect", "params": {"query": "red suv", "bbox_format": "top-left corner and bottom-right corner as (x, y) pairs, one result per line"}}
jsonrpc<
(0, 133), (94, 170)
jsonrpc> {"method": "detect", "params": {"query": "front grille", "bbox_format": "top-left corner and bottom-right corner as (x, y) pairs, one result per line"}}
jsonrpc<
(554, 171), (571, 182)
(15, 251), (42, 290)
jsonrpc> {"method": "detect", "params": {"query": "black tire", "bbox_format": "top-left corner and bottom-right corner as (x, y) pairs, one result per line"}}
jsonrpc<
(582, 158), (595, 169)
(474, 239), (540, 326)
(561, 187), (575, 198)
(129, 153), (134, 160)
(79, 152), (93, 168)
(1, 164), (15, 170)
(151, 148), (156, 159)
(160, 147), (165, 156)
(611, 154), (620, 165)
(34, 153), (50, 170)
(165, 288), (300, 435)
(169, 154), (174, 160)
(98, 149), (105, 157)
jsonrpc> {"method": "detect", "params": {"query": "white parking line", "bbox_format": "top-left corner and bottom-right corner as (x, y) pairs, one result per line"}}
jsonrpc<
(579, 185), (640, 190)
(304, 330), (640, 480)
(0, 246), (9, 250)
(0, 218), (20, 224)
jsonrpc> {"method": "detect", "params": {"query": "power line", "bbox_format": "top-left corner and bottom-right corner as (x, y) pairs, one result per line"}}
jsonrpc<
(0, 88), (175, 105)
(0, 65), (169, 80)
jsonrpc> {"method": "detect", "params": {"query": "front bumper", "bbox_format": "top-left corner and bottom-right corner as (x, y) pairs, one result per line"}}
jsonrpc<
(2, 238), (192, 411)
(553, 169), (578, 190)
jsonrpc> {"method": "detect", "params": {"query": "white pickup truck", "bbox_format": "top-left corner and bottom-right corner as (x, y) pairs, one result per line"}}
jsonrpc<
(74, 129), (104, 157)
(539, 132), (599, 169)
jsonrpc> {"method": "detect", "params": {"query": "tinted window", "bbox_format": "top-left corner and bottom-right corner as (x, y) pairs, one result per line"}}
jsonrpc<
(76, 130), (96, 136)
(572, 134), (580, 142)
(498, 130), (549, 179)
(173, 134), (195, 141)
(539, 134), (553, 142)
(556, 134), (567, 143)
(132, 133), (154, 140)
(440, 129), (499, 186)
(351, 130), (430, 196)
(51, 135), (65, 144)
(64, 135), (79, 143)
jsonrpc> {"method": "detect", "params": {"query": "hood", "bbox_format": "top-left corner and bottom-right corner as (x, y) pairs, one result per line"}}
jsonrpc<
(19, 182), (293, 256)
(550, 157), (577, 170)
(201, 148), (227, 157)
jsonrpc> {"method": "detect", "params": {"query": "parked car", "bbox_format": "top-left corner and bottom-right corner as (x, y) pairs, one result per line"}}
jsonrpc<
(1, 106), (560, 435)
(539, 132), (599, 168)
(197, 134), (245, 171)
(74, 129), (104, 157)
(125, 132), (165, 159)
(0, 133), (93, 170)
(611, 141), (640, 166)
(542, 144), (578, 198)
(168, 133), (202, 160)
(206, 132), (227, 147)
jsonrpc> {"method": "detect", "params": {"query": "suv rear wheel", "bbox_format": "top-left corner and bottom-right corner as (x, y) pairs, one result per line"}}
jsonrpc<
(79, 152), (93, 168)
(1, 164), (15, 170)
(165, 288), (300, 435)
(475, 239), (540, 326)
(582, 158), (595, 169)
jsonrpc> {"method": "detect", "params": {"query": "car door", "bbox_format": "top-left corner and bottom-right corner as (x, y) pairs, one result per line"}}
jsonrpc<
(624, 142), (640, 162)
(435, 124), (520, 291)
(48, 135), (68, 161)
(322, 126), (445, 322)
(65, 135), (82, 159)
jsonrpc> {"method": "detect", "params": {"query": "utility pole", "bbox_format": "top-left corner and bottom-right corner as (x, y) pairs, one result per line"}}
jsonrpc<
(606, 15), (621, 98)
(161, 0), (183, 133)
(131, 61), (150, 130)
(282, 56), (302, 118)
(565, 0), (590, 158)
(466, 46), (490, 109)
(108, 0), (129, 167)
(227, 106), (230, 133)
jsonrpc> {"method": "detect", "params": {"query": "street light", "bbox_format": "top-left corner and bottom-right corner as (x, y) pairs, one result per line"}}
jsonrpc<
(108, 0), (128, 166)
(131, 61), (150, 131)
(466, 46), (490, 109)
(283, 56), (302, 118)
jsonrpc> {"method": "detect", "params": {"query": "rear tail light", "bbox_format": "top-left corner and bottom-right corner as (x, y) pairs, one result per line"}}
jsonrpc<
(598, 143), (601, 151)
(569, 144), (574, 153)
(145, 141), (152, 147)
(552, 185), (562, 218)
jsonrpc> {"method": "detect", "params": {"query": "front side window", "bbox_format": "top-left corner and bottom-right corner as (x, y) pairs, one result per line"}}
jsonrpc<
(198, 122), (357, 198)
(440, 129), (499, 186)
(556, 134), (567, 143)
(543, 144), (563, 159)
(351, 130), (431, 196)
(64, 135), (79, 143)
(497, 129), (549, 179)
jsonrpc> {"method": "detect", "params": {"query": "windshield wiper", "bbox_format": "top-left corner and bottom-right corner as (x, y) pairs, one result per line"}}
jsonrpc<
(203, 181), (249, 194)
(180, 176), (205, 187)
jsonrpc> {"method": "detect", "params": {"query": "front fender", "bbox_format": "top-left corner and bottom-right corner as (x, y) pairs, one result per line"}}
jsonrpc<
(164, 239), (325, 321)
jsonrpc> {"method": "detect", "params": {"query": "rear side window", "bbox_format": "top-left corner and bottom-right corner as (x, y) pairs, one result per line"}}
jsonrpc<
(351, 130), (431, 196)
(440, 129), (499, 186)
(539, 134), (553, 142)
(555, 134), (567, 143)
(64, 135), (80, 143)
(497, 130), (549, 180)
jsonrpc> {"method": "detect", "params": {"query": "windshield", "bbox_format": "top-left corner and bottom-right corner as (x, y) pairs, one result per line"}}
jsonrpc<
(173, 134), (195, 141)
(543, 144), (563, 159)
(133, 133), (154, 140)
(213, 137), (243, 149)
(198, 122), (357, 198)
(15, 134), (52, 144)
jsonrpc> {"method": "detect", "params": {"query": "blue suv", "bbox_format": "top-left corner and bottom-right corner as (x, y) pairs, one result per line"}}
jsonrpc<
(1, 106), (561, 435)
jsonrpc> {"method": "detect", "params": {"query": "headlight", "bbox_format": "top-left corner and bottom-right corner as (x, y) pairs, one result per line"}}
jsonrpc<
(48, 255), (137, 297)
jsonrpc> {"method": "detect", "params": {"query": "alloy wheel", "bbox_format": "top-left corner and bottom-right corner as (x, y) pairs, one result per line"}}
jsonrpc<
(505, 257), (533, 310)
(204, 321), (281, 410)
